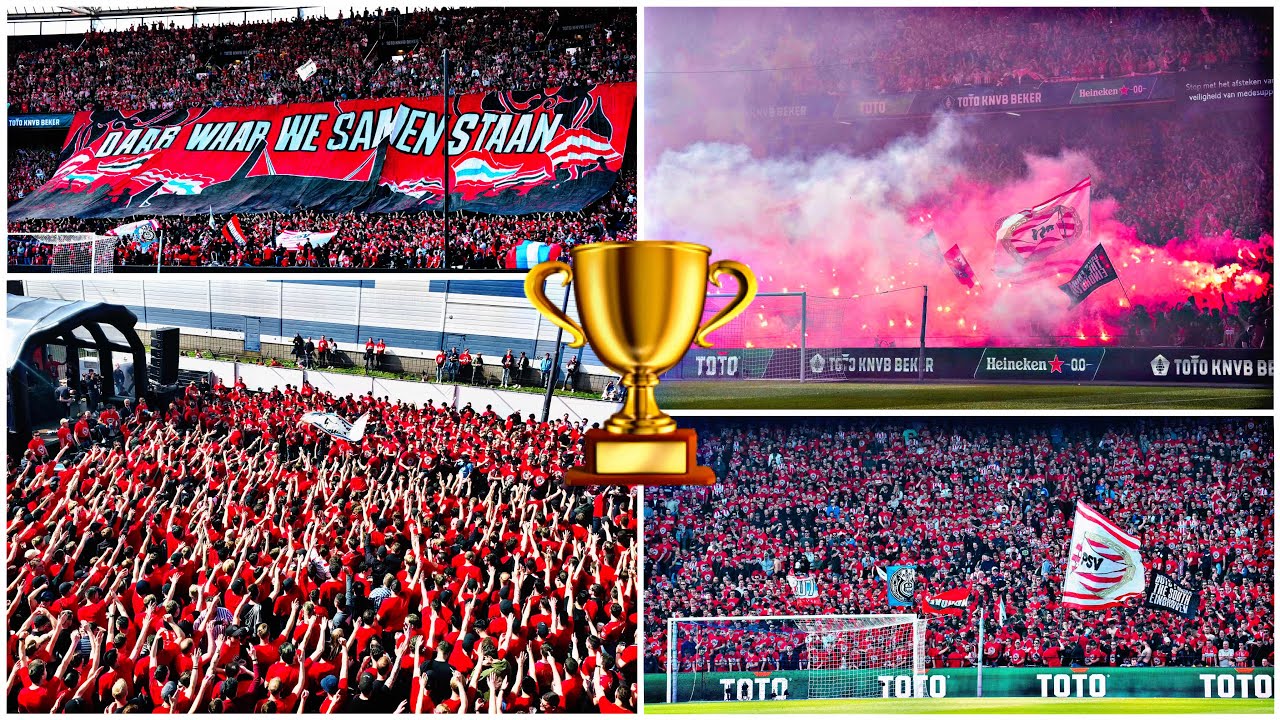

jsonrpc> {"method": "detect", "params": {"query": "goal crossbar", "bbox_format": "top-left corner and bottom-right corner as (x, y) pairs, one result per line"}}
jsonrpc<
(666, 614), (926, 704)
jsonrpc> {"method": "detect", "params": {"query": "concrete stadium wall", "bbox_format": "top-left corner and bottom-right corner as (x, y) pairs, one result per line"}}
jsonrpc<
(646, 667), (1275, 704)
(21, 277), (613, 380)
(180, 357), (619, 425)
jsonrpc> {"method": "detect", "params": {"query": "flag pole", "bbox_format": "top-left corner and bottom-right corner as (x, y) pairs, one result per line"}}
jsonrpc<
(918, 285), (928, 381)
(976, 606), (985, 698)
(156, 228), (163, 275)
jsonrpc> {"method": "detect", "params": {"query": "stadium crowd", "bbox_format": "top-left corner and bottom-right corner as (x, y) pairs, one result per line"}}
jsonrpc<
(7, 380), (638, 713)
(705, 6), (1268, 99)
(8, 7), (635, 114)
(8, 147), (59, 204)
(7, 171), (635, 270)
(645, 418), (1274, 672)
(1121, 296), (1271, 348)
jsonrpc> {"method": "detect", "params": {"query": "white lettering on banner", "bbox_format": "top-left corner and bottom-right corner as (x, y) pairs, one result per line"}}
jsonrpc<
(877, 675), (945, 698)
(1200, 674), (1273, 698)
(809, 354), (935, 376)
(696, 355), (740, 377)
(1168, 355), (1273, 378)
(1037, 674), (1106, 698)
(956, 92), (1042, 108)
(719, 677), (788, 701)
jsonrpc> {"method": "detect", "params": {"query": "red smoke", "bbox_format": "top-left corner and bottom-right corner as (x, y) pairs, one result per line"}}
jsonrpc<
(649, 125), (1272, 348)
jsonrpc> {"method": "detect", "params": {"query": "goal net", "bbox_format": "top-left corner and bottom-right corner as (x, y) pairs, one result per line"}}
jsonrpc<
(12, 233), (118, 273)
(664, 290), (927, 382)
(666, 615), (926, 704)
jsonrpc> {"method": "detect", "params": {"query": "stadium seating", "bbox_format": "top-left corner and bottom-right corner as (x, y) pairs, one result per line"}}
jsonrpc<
(8, 7), (635, 113)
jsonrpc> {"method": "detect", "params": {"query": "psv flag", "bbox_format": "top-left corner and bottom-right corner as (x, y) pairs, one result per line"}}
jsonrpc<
(1059, 244), (1119, 306)
(786, 573), (819, 599)
(943, 244), (976, 288)
(996, 177), (1091, 277)
(921, 586), (971, 616)
(222, 215), (247, 245)
(1063, 502), (1144, 610)
(300, 412), (370, 443)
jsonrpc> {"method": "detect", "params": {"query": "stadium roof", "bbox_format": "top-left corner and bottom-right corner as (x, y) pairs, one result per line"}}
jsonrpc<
(8, 5), (288, 21)
(6, 4), (346, 35)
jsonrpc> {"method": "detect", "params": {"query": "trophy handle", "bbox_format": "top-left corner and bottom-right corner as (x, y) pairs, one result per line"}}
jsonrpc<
(524, 261), (586, 348)
(694, 260), (758, 348)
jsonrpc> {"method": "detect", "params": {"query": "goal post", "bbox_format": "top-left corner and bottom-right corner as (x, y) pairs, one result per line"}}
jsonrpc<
(665, 614), (927, 704)
(10, 233), (117, 273)
(670, 288), (931, 382)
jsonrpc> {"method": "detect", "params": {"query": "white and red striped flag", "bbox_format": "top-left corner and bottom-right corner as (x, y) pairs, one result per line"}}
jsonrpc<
(222, 215), (247, 245)
(995, 177), (1091, 278)
(1062, 501), (1144, 610)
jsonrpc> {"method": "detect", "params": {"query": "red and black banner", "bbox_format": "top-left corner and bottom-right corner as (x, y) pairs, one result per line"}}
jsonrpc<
(9, 83), (635, 220)
(943, 243), (976, 288)
(922, 586), (972, 616)
(1059, 244), (1120, 306)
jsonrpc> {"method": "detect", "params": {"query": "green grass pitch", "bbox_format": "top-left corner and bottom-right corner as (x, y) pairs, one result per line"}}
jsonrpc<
(646, 697), (1275, 714)
(658, 381), (1272, 410)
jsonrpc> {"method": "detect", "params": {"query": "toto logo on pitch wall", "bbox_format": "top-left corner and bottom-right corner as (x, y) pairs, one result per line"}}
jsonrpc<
(1038, 673), (1107, 698)
(1199, 673), (1273, 698)
(1148, 353), (1273, 379)
(719, 677), (788, 701)
(878, 675), (947, 698)
(695, 353), (741, 377)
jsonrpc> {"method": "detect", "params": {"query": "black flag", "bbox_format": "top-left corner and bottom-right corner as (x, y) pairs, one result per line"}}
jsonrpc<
(1058, 244), (1119, 306)
(1143, 571), (1200, 618)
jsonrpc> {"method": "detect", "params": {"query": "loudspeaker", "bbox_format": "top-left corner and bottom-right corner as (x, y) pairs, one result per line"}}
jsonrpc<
(150, 327), (180, 385)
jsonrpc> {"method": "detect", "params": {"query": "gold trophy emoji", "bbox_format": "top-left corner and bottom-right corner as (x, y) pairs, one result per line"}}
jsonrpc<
(525, 241), (756, 486)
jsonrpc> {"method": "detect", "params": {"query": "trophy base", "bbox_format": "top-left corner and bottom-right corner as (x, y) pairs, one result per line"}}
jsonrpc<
(565, 428), (716, 486)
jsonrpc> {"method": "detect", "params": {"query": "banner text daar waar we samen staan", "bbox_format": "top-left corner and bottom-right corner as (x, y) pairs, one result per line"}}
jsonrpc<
(9, 83), (635, 220)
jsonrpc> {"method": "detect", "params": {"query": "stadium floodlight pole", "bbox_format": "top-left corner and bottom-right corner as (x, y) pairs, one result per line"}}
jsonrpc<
(918, 285), (927, 380)
(540, 280), (573, 423)
(441, 48), (451, 270)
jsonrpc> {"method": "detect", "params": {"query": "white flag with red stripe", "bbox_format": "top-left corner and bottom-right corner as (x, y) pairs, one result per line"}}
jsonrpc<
(1063, 501), (1144, 610)
(995, 177), (1091, 278)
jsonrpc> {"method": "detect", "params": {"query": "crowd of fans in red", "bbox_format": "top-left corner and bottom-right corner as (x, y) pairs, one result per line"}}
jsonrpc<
(645, 418), (1273, 672)
(7, 171), (635, 270)
(8, 380), (638, 713)
(706, 6), (1269, 98)
(8, 7), (635, 114)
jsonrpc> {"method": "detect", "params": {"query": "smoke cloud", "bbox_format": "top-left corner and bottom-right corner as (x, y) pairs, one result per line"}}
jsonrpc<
(646, 120), (1271, 347)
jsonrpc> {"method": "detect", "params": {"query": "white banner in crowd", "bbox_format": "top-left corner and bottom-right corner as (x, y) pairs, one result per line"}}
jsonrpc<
(299, 411), (369, 442)
(296, 59), (318, 80)
(276, 230), (337, 249)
